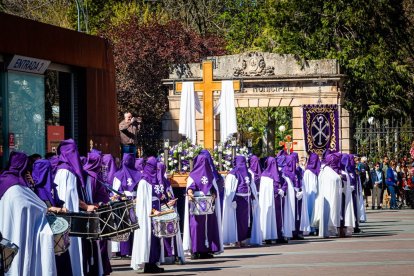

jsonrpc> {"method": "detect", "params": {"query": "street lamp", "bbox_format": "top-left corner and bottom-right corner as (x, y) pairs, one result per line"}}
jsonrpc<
(163, 139), (169, 168)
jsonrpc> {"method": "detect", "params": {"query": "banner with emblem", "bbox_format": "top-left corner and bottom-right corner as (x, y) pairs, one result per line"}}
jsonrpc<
(303, 105), (339, 155)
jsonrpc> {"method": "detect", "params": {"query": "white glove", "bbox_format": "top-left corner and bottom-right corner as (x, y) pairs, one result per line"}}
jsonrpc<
(278, 189), (285, 197)
(296, 191), (303, 200)
(350, 186), (355, 192)
(232, 201), (237, 209)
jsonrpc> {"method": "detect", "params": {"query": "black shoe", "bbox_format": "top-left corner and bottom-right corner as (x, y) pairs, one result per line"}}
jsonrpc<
(354, 228), (361, 233)
(199, 253), (214, 259)
(265, 240), (272, 245)
(276, 238), (288, 244)
(191, 253), (199, 260)
(372, 206), (375, 210)
(377, 206), (382, 210)
(144, 263), (164, 273)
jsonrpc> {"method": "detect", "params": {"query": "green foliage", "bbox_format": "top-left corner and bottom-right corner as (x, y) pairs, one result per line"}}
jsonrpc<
(236, 107), (292, 157)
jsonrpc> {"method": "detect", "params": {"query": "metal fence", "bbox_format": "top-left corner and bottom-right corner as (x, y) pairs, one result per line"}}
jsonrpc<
(354, 117), (414, 162)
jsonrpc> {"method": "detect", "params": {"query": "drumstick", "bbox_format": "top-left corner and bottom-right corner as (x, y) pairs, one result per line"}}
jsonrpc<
(149, 209), (175, 217)
(96, 179), (126, 197)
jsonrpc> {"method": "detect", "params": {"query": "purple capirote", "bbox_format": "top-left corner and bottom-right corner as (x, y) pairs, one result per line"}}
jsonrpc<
(0, 151), (29, 200)
(56, 139), (86, 188)
(306, 152), (321, 176)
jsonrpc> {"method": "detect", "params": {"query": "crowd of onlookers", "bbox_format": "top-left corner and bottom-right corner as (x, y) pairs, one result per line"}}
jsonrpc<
(356, 155), (414, 210)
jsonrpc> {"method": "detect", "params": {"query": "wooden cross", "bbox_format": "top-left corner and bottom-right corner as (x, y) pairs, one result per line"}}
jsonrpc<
(175, 60), (240, 149)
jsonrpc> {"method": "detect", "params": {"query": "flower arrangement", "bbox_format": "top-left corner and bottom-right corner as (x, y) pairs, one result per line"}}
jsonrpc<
(160, 139), (203, 173)
(410, 141), (414, 160)
(212, 141), (252, 171)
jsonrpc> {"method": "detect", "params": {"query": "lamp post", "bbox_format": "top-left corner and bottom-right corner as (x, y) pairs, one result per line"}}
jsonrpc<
(231, 136), (237, 161)
(163, 139), (169, 169)
(368, 117), (374, 159)
(247, 138), (253, 154)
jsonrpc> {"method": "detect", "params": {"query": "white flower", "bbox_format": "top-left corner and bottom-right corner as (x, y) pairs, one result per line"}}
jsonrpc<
(178, 147), (182, 152)
(173, 160), (178, 164)
(168, 157), (172, 161)
(169, 161), (174, 166)
(183, 166), (188, 171)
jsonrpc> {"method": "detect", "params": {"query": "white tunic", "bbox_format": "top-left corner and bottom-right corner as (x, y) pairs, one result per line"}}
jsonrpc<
(54, 169), (84, 275)
(0, 185), (57, 276)
(303, 169), (318, 223)
(222, 173), (262, 245)
(258, 176), (277, 240)
(312, 165), (342, 238)
(182, 177), (223, 253)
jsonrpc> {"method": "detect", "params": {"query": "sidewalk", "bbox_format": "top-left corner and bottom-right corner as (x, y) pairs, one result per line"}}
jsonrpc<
(111, 208), (414, 275)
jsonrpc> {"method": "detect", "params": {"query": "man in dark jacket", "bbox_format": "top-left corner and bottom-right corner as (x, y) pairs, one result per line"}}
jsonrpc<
(371, 162), (384, 209)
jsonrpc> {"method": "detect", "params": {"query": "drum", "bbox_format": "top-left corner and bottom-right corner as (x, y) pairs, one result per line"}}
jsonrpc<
(189, 195), (215, 215)
(97, 200), (139, 240)
(151, 210), (179, 238)
(46, 214), (70, 255)
(57, 212), (100, 239)
(0, 237), (19, 273)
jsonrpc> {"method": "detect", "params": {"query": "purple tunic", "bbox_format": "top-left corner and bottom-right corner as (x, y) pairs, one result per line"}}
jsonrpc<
(0, 151), (29, 200)
(188, 154), (221, 254)
(230, 156), (252, 242)
(261, 156), (286, 238)
(83, 152), (112, 274)
(142, 157), (165, 264)
(113, 154), (142, 256)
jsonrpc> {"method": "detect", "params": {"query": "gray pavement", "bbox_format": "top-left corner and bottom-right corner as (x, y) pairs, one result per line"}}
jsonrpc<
(111, 207), (414, 275)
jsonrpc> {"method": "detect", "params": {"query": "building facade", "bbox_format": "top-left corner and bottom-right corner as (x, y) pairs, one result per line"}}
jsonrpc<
(0, 13), (119, 167)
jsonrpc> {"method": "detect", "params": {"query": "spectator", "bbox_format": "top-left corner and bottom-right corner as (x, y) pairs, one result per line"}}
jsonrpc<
(385, 160), (398, 209)
(370, 162), (384, 210)
(379, 156), (390, 209)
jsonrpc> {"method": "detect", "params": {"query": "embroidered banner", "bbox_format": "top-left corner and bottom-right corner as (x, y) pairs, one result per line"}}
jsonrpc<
(303, 105), (339, 155)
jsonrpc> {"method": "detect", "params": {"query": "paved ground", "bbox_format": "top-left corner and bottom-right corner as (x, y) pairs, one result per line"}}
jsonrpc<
(111, 207), (414, 275)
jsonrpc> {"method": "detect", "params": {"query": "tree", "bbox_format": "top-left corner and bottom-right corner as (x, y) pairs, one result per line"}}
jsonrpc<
(104, 15), (225, 155)
(255, 0), (414, 120)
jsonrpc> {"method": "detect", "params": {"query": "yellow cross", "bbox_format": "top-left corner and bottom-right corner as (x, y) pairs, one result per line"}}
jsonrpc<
(175, 61), (240, 149)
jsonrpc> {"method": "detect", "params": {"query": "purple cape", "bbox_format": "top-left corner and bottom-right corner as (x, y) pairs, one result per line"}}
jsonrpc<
(261, 156), (282, 187)
(32, 159), (63, 207)
(306, 152), (321, 176)
(0, 151), (29, 200)
(142, 156), (158, 185)
(189, 154), (215, 195)
(113, 153), (142, 190)
(101, 154), (117, 185)
(249, 155), (262, 186)
(135, 158), (145, 173)
(199, 149), (223, 187)
(48, 155), (59, 180)
(229, 155), (251, 191)
(325, 152), (342, 175)
(342, 153), (356, 186)
(56, 139), (86, 188)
